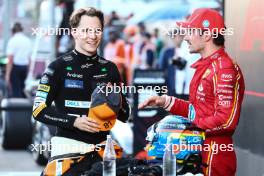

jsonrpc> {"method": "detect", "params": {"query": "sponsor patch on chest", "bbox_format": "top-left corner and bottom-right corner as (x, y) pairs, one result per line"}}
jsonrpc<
(65, 100), (91, 108)
(81, 63), (93, 69)
(64, 79), (84, 89)
(67, 72), (83, 79)
(93, 73), (107, 79)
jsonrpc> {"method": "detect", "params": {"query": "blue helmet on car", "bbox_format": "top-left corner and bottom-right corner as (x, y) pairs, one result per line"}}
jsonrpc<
(145, 115), (205, 160)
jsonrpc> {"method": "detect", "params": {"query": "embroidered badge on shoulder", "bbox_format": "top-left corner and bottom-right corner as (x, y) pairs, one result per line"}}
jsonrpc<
(63, 55), (73, 62)
(40, 75), (49, 84)
(98, 58), (109, 64)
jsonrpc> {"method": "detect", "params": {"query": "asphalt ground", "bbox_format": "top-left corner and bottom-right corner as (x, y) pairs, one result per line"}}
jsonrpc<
(0, 138), (43, 176)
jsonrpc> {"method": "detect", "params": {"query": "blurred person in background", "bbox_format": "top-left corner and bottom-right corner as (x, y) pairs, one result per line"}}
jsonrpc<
(178, 40), (200, 98)
(138, 22), (147, 36)
(138, 32), (155, 69)
(102, 11), (131, 56)
(123, 25), (138, 85)
(5, 22), (32, 98)
(139, 8), (245, 176)
(158, 29), (185, 96)
(103, 29), (127, 84)
(132, 22), (148, 68)
(108, 10), (120, 25)
(169, 30), (187, 99)
(152, 28), (164, 59)
(57, 35), (74, 57)
(56, 0), (74, 57)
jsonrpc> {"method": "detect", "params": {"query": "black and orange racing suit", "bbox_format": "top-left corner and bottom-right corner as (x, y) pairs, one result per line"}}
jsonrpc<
(32, 49), (130, 145)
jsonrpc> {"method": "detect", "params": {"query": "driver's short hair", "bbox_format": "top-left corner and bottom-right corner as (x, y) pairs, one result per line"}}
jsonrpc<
(213, 34), (225, 46)
(69, 7), (104, 29)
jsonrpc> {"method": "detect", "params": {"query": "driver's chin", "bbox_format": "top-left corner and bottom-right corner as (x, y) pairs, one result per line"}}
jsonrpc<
(189, 47), (196, 53)
(190, 49), (199, 54)
(189, 45), (200, 54)
(83, 45), (97, 55)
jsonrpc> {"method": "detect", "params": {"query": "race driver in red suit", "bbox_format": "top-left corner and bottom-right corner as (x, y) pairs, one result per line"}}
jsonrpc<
(139, 8), (245, 176)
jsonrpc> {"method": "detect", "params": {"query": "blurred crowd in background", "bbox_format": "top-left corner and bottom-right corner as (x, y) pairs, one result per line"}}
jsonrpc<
(99, 11), (199, 99)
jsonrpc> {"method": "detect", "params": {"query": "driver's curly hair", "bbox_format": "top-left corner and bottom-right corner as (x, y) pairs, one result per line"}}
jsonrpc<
(69, 7), (104, 29)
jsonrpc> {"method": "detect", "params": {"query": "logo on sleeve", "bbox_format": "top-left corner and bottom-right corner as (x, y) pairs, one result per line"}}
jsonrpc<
(64, 79), (83, 89)
(188, 104), (196, 122)
(33, 103), (47, 117)
(36, 91), (48, 99)
(40, 75), (49, 84)
(34, 97), (46, 104)
(33, 102), (41, 110)
(44, 68), (54, 76)
(38, 84), (50, 92)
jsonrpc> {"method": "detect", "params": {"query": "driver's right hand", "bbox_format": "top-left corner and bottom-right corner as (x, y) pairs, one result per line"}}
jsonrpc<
(138, 95), (166, 109)
(73, 116), (100, 133)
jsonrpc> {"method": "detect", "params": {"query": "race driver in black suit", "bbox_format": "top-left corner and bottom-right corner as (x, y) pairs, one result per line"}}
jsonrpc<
(32, 7), (130, 160)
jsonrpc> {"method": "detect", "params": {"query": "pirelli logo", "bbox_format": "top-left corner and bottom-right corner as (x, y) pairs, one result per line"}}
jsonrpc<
(33, 103), (47, 117)
(38, 84), (50, 92)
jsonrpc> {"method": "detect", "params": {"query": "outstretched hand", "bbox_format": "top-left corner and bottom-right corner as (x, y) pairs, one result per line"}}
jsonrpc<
(138, 96), (166, 109)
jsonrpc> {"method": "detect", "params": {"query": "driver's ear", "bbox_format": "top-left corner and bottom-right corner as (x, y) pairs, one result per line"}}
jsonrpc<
(202, 30), (212, 42)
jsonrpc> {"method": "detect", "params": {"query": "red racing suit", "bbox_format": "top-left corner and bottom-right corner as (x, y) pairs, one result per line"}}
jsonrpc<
(164, 48), (245, 176)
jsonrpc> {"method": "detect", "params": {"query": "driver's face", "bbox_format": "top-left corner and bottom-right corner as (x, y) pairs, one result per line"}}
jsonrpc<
(73, 15), (103, 55)
(184, 28), (205, 54)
